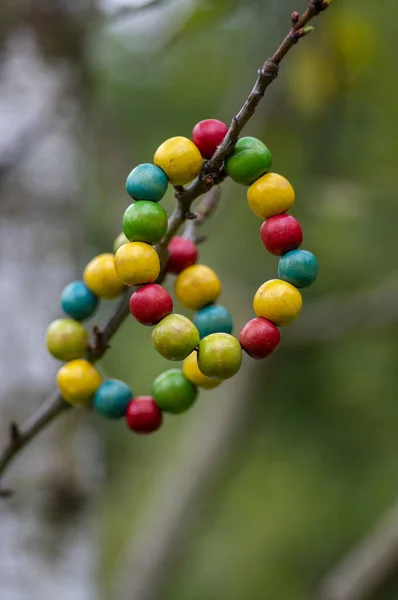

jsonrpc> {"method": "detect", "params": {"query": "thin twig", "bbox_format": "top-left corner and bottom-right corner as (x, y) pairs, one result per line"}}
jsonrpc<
(0, 390), (68, 483)
(88, 291), (132, 359)
(174, 0), (330, 206)
(0, 290), (134, 487)
(0, 189), (222, 486)
(183, 185), (222, 244)
(0, 0), (331, 488)
(314, 502), (398, 600)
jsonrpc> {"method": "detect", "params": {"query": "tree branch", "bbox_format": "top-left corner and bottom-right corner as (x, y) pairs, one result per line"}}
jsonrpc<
(314, 501), (398, 600)
(110, 274), (398, 598)
(174, 0), (330, 206)
(0, 0), (331, 490)
(182, 185), (222, 244)
(0, 189), (223, 488)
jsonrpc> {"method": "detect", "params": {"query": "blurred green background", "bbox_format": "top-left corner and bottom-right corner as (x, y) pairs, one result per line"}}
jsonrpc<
(2, 0), (398, 599)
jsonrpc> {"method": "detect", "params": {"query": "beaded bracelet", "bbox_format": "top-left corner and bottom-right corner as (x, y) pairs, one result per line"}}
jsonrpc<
(46, 118), (318, 434)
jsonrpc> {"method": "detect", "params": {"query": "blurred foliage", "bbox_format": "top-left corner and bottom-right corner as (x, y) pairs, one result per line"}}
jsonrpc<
(7, 0), (396, 598)
(85, 0), (398, 598)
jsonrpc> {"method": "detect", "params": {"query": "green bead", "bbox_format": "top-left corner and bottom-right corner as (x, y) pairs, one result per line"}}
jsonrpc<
(123, 201), (168, 245)
(152, 314), (199, 361)
(198, 333), (242, 379)
(225, 136), (272, 185)
(152, 369), (197, 414)
(46, 319), (88, 361)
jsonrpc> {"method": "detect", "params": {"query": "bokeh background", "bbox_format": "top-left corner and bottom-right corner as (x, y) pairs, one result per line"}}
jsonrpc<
(1, 1), (397, 599)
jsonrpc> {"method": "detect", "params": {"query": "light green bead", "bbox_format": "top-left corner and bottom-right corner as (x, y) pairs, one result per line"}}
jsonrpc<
(198, 333), (242, 379)
(152, 314), (199, 361)
(113, 232), (129, 253)
(123, 201), (168, 245)
(46, 319), (88, 361)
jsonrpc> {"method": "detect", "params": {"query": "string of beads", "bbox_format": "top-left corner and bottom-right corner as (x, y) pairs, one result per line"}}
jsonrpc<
(46, 118), (318, 434)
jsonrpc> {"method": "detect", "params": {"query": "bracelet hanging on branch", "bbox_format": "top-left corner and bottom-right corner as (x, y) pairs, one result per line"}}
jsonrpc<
(0, 0), (332, 492)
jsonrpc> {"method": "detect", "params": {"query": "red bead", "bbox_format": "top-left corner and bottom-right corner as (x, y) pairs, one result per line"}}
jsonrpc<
(130, 284), (173, 326)
(239, 318), (280, 359)
(192, 119), (229, 159)
(260, 214), (303, 256)
(167, 237), (198, 274)
(125, 396), (163, 433)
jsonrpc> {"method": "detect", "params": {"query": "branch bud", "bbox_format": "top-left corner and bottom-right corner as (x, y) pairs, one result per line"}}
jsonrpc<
(291, 11), (300, 24)
(302, 25), (314, 36)
(310, 0), (332, 10)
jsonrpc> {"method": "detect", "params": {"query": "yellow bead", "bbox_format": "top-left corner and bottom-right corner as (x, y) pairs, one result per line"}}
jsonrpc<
(114, 242), (160, 286)
(247, 173), (295, 219)
(253, 279), (302, 326)
(84, 253), (125, 300)
(154, 136), (203, 185)
(57, 359), (102, 406)
(175, 264), (221, 310)
(183, 351), (223, 390)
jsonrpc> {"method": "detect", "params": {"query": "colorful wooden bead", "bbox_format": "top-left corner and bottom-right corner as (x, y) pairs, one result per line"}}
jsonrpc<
(152, 314), (199, 361)
(60, 280), (98, 321)
(129, 284), (173, 326)
(247, 173), (295, 219)
(57, 359), (102, 406)
(114, 242), (160, 286)
(113, 232), (129, 254)
(193, 304), (233, 339)
(175, 264), (221, 310)
(152, 369), (197, 414)
(125, 163), (168, 202)
(84, 253), (125, 300)
(122, 201), (168, 245)
(192, 119), (229, 159)
(260, 214), (303, 256)
(183, 352), (222, 389)
(278, 249), (318, 288)
(154, 136), (203, 185)
(253, 279), (302, 326)
(125, 396), (163, 433)
(46, 319), (88, 361)
(225, 136), (272, 185)
(93, 379), (133, 419)
(167, 237), (198, 274)
(198, 333), (242, 379)
(239, 317), (280, 359)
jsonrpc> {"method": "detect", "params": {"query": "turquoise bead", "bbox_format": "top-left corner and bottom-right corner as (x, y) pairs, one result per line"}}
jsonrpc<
(193, 304), (233, 339)
(93, 379), (133, 419)
(278, 249), (318, 288)
(61, 280), (99, 321)
(125, 163), (168, 202)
